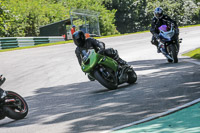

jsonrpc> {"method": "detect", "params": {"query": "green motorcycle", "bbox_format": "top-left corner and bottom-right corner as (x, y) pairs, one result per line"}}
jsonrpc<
(81, 49), (137, 90)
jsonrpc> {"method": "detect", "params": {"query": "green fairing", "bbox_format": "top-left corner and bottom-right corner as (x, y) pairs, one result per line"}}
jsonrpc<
(81, 50), (118, 73)
(98, 56), (118, 72)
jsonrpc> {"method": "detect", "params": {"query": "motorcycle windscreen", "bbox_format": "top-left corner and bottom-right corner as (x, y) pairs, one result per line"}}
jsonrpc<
(81, 50), (102, 73)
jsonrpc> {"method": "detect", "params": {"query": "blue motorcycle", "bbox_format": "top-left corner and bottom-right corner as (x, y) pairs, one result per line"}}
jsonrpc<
(158, 24), (181, 63)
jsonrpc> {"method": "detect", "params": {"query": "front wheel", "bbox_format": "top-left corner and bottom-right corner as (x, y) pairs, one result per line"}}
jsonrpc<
(3, 91), (28, 120)
(168, 45), (178, 63)
(93, 68), (118, 90)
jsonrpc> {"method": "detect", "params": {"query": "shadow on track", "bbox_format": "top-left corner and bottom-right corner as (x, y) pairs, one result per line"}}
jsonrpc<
(1, 58), (200, 133)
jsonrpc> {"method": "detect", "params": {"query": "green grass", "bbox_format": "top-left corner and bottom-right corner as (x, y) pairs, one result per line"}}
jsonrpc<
(1, 24), (200, 52)
(180, 24), (200, 28)
(0, 30), (149, 52)
(182, 48), (200, 60)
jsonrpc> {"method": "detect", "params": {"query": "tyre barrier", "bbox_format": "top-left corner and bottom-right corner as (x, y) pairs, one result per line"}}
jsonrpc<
(0, 36), (65, 49)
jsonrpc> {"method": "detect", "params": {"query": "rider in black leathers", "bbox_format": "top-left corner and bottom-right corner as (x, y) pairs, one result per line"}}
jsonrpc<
(150, 7), (179, 53)
(73, 30), (127, 81)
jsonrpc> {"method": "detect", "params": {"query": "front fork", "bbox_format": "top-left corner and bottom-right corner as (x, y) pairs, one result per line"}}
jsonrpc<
(159, 43), (173, 60)
(99, 67), (111, 78)
(159, 43), (167, 55)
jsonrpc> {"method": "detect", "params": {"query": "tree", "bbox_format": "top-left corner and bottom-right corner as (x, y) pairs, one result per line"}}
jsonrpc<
(104, 0), (150, 33)
(104, 0), (200, 34)
(60, 0), (118, 35)
(0, 0), (119, 37)
(146, 0), (200, 25)
(0, 0), (13, 37)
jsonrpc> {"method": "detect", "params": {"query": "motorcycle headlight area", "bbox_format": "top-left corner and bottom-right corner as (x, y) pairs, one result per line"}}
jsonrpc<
(161, 31), (175, 39)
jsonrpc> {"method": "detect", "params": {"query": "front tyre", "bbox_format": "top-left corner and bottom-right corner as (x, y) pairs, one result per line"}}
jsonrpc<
(94, 69), (118, 90)
(169, 45), (178, 63)
(3, 91), (28, 120)
(167, 59), (173, 63)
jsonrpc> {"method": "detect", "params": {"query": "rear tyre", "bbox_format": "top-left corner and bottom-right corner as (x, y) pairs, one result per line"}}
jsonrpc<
(127, 69), (137, 84)
(94, 68), (118, 90)
(3, 91), (28, 120)
(169, 45), (178, 63)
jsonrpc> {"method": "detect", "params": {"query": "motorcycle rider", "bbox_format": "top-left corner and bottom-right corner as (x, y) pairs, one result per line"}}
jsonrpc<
(73, 30), (127, 81)
(150, 7), (179, 53)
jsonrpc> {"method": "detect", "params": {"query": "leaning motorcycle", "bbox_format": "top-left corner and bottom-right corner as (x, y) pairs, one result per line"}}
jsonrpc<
(81, 49), (137, 90)
(0, 75), (28, 120)
(158, 24), (181, 63)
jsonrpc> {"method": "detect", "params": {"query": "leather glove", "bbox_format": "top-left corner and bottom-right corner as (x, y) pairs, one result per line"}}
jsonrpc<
(82, 53), (89, 62)
(83, 56), (88, 62)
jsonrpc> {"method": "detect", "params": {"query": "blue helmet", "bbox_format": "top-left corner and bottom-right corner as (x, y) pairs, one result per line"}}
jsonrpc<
(72, 25), (76, 28)
(154, 7), (163, 19)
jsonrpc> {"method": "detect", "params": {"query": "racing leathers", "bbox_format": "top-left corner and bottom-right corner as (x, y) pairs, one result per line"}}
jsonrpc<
(75, 38), (127, 66)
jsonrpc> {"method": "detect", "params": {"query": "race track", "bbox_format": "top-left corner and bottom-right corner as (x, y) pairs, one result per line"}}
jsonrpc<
(0, 26), (200, 133)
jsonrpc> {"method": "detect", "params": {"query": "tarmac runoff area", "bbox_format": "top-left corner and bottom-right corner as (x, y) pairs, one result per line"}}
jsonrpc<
(104, 59), (200, 133)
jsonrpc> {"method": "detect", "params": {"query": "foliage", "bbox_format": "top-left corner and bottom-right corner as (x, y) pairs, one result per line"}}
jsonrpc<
(0, 0), (118, 37)
(104, 0), (200, 34)
(60, 0), (118, 35)
(104, 0), (150, 33)
(0, 0), (67, 37)
(0, 0), (15, 36)
(182, 48), (200, 60)
(147, 0), (200, 25)
(0, 0), (200, 36)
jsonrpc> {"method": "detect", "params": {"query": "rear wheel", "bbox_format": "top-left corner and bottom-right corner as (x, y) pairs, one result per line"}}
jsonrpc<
(169, 45), (178, 63)
(3, 91), (28, 120)
(94, 67), (118, 90)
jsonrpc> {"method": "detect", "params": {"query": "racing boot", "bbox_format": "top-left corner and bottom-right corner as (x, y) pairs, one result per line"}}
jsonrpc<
(155, 41), (161, 53)
(112, 52), (128, 66)
(151, 36), (160, 53)
(115, 57), (128, 66)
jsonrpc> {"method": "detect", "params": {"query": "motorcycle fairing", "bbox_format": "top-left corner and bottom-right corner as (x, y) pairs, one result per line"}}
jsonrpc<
(81, 50), (118, 73)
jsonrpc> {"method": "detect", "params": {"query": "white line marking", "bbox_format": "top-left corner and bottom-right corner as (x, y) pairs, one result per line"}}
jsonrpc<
(102, 98), (200, 133)
(184, 59), (200, 65)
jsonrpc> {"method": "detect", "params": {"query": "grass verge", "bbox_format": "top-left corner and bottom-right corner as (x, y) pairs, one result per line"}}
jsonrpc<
(182, 48), (200, 60)
(0, 40), (73, 52)
(0, 30), (149, 52)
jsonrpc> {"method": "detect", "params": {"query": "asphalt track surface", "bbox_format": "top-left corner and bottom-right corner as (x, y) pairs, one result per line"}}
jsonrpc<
(0, 26), (200, 133)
